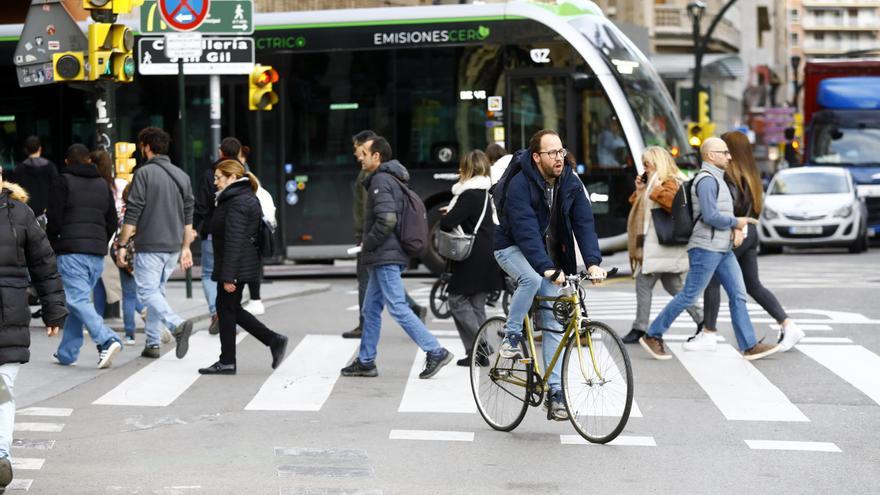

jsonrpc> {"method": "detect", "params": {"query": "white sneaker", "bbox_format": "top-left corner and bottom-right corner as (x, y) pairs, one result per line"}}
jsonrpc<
(244, 299), (265, 315)
(97, 341), (122, 369)
(124, 335), (136, 346)
(160, 327), (174, 344)
(682, 331), (717, 352)
(778, 321), (805, 352)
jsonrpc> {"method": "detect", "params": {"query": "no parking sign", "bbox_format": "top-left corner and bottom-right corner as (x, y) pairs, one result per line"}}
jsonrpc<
(158, 0), (211, 32)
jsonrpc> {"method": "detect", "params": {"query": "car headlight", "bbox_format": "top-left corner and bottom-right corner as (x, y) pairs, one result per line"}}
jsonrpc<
(763, 207), (778, 220)
(833, 205), (853, 218)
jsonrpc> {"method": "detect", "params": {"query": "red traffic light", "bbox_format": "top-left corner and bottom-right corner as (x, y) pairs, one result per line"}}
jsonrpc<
(254, 67), (278, 87)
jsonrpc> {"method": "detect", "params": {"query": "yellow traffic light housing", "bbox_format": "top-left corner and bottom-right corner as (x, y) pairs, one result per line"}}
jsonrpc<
(83, 0), (144, 14)
(249, 65), (279, 111)
(110, 24), (135, 83)
(688, 123), (702, 148)
(697, 90), (711, 124)
(53, 52), (85, 82)
(88, 23), (113, 80)
(115, 142), (137, 181)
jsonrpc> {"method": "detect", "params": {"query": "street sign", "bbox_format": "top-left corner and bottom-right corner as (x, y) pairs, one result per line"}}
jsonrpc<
(14, 0), (88, 87)
(138, 36), (254, 75)
(158, 0), (211, 32)
(165, 32), (204, 59)
(143, 0), (254, 35)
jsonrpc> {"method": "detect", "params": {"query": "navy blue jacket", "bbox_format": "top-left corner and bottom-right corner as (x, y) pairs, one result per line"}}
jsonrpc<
(494, 152), (602, 275)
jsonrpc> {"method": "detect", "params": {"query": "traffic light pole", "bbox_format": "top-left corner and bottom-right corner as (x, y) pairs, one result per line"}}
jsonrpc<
(178, 59), (192, 299)
(690, 0), (739, 122)
(94, 80), (116, 153)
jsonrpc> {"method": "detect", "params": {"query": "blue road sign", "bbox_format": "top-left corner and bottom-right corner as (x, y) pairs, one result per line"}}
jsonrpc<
(158, 0), (210, 32)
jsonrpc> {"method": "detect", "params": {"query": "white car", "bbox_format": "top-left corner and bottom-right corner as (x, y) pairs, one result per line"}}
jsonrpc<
(759, 167), (868, 254)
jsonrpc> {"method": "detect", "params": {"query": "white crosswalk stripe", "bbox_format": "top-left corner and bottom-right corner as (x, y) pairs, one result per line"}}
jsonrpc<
(398, 339), (474, 413)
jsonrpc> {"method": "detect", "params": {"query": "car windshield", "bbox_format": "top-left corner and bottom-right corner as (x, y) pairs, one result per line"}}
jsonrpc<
(769, 173), (851, 195)
(572, 17), (689, 155)
(810, 124), (880, 166)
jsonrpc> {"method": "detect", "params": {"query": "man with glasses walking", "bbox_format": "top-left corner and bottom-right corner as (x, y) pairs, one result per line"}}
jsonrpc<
(493, 129), (606, 421)
(639, 137), (779, 361)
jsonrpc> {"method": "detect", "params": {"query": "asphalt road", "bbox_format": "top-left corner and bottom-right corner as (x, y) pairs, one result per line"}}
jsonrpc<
(9, 248), (880, 494)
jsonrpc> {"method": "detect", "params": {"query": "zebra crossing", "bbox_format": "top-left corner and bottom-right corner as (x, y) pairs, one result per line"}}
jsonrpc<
(9, 407), (72, 492)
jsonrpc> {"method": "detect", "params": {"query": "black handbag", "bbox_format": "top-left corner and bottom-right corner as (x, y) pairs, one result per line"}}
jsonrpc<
(651, 208), (678, 245)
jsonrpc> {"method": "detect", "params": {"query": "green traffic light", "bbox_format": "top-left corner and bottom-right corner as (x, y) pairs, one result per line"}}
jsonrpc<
(123, 56), (135, 78)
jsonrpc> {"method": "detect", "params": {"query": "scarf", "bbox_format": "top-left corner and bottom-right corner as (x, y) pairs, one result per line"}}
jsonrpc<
(447, 175), (491, 211)
(626, 186), (646, 276)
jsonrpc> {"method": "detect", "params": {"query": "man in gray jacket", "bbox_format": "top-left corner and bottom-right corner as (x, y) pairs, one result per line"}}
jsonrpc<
(116, 127), (196, 360)
(640, 137), (779, 361)
(340, 136), (451, 379)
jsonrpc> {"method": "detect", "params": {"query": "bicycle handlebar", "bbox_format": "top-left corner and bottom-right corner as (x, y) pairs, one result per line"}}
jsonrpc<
(564, 267), (618, 283)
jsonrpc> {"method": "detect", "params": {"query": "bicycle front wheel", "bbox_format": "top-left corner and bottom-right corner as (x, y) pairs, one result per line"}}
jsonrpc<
(470, 316), (530, 431)
(429, 278), (452, 319)
(562, 320), (633, 444)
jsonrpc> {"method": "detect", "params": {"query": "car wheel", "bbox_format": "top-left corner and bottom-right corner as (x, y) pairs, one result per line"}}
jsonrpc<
(760, 243), (782, 255)
(849, 230), (867, 254)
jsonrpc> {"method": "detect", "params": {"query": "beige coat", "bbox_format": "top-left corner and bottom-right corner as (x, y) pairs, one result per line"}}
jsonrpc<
(640, 177), (689, 275)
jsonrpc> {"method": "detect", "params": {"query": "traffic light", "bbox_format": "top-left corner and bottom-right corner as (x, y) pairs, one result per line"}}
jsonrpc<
(88, 23), (112, 80)
(109, 24), (135, 83)
(688, 123), (702, 148)
(53, 52), (85, 82)
(249, 65), (279, 111)
(115, 142), (136, 181)
(83, 0), (145, 14)
(697, 90), (711, 124)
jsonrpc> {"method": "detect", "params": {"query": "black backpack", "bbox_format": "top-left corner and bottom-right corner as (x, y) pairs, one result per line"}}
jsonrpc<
(255, 218), (276, 257)
(660, 170), (715, 245)
(390, 176), (429, 257)
(490, 149), (527, 219)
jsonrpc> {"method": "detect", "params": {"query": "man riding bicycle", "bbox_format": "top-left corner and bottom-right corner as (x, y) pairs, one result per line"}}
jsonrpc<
(493, 129), (607, 421)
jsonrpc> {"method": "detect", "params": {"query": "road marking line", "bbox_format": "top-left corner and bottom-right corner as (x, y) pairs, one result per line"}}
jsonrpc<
(16, 407), (73, 417)
(398, 338), (474, 414)
(345, 290), (359, 295)
(12, 439), (55, 450)
(13, 423), (63, 433)
(429, 330), (459, 337)
(389, 429), (474, 442)
(245, 335), (359, 411)
(798, 337), (853, 344)
(560, 434), (656, 446)
(770, 324), (832, 332)
(565, 339), (643, 418)
(668, 343), (809, 422)
(430, 318), (455, 324)
(745, 440), (840, 452)
(663, 334), (727, 343)
(345, 305), (358, 311)
(93, 333), (246, 407)
(7, 479), (33, 491)
(280, 488), (383, 495)
(797, 345), (880, 406)
(11, 458), (44, 470)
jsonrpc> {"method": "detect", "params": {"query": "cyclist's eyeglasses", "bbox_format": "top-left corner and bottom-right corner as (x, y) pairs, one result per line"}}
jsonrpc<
(538, 148), (568, 159)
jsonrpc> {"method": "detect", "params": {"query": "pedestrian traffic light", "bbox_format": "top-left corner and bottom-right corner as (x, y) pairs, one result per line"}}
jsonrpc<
(109, 24), (135, 83)
(115, 142), (136, 181)
(88, 23), (113, 80)
(53, 52), (85, 82)
(249, 65), (279, 111)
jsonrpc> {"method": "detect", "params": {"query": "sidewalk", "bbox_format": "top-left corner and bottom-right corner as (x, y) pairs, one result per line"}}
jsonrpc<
(17, 280), (331, 409)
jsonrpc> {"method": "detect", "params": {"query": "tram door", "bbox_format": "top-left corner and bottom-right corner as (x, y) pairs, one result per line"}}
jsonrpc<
(506, 71), (576, 154)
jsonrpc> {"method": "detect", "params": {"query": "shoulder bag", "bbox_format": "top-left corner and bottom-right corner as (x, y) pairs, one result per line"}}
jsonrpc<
(435, 191), (489, 262)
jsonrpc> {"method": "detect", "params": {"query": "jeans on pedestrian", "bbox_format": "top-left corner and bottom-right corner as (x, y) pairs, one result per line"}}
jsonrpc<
(93, 277), (106, 318)
(448, 292), (487, 356)
(494, 245), (564, 392)
(120, 268), (144, 338)
(55, 254), (121, 364)
(356, 251), (368, 328)
(358, 264), (443, 364)
(200, 239), (216, 316)
(0, 363), (20, 459)
(216, 282), (280, 365)
(134, 252), (184, 347)
(648, 248), (757, 351)
(633, 272), (703, 332)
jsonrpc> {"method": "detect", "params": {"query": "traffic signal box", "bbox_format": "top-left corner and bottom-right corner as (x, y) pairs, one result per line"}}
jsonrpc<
(87, 23), (134, 82)
(115, 142), (136, 181)
(249, 65), (279, 111)
(688, 90), (715, 149)
(83, 0), (145, 15)
(53, 52), (86, 81)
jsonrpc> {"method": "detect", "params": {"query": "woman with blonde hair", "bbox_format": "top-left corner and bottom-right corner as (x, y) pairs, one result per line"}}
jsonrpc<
(438, 149), (501, 365)
(623, 146), (703, 343)
(685, 131), (803, 352)
(198, 160), (287, 374)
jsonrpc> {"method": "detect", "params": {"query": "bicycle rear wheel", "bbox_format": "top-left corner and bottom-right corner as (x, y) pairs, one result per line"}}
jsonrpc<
(562, 320), (633, 444)
(470, 316), (530, 431)
(429, 278), (452, 319)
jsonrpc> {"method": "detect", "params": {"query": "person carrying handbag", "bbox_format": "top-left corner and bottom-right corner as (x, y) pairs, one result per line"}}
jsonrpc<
(438, 150), (502, 366)
(622, 146), (704, 344)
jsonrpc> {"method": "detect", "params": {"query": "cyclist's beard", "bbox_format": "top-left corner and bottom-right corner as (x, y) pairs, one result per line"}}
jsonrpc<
(538, 158), (564, 181)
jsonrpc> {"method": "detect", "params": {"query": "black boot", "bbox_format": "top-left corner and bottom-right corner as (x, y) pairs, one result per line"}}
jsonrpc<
(621, 329), (645, 344)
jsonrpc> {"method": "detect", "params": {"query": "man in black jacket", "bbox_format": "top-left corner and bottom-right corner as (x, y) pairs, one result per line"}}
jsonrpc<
(340, 137), (452, 379)
(48, 144), (122, 369)
(12, 135), (57, 223)
(193, 137), (242, 335)
(0, 170), (67, 492)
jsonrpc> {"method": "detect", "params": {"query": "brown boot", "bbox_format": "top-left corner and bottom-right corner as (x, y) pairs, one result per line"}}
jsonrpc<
(639, 335), (672, 361)
(743, 342), (780, 361)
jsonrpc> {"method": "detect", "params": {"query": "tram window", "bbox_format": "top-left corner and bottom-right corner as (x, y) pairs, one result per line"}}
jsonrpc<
(508, 75), (568, 152)
(288, 51), (393, 168)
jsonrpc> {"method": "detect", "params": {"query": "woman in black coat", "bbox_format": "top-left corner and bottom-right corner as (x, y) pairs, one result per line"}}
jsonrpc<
(439, 150), (502, 366)
(198, 160), (287, 375)
(0, 175), (67, 490)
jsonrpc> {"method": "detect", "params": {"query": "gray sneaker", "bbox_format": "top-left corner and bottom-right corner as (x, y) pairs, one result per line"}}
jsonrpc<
(141, 345), (160, 359)
(499, 333), (523, 360)
(545, 390), (569, 421)
(173, 319), (195, 359)
(419, 348), (453, 379)
(160, 327), (174, 344)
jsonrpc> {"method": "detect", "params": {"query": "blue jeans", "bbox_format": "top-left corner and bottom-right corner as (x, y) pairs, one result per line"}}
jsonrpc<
(200, 238), (216, 315)
(55, 254), (121, 364)
(0, 363), (20, 459)
(120, 268), (144, 338)
(359, 264), (443, 364)
(93, 278), (106, 317)
(494, 246), (564, 392)
(648, 248), (757, 351)
(134, 252), (184, 346)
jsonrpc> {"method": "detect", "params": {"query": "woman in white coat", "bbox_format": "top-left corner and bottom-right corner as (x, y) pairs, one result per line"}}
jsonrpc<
(622, 146), (704, 343)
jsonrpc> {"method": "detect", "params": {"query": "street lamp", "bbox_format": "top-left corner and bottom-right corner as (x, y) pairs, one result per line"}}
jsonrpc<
(688, 1), (707, 122)
(687, 1), (706, 23)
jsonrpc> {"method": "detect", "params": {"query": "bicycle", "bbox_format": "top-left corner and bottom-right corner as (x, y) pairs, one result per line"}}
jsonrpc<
(429, 270), (453, 319)
(469, 268), (633, 444)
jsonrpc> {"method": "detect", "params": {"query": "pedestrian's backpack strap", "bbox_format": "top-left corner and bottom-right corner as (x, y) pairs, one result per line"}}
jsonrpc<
(154, 162), (187, 204)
